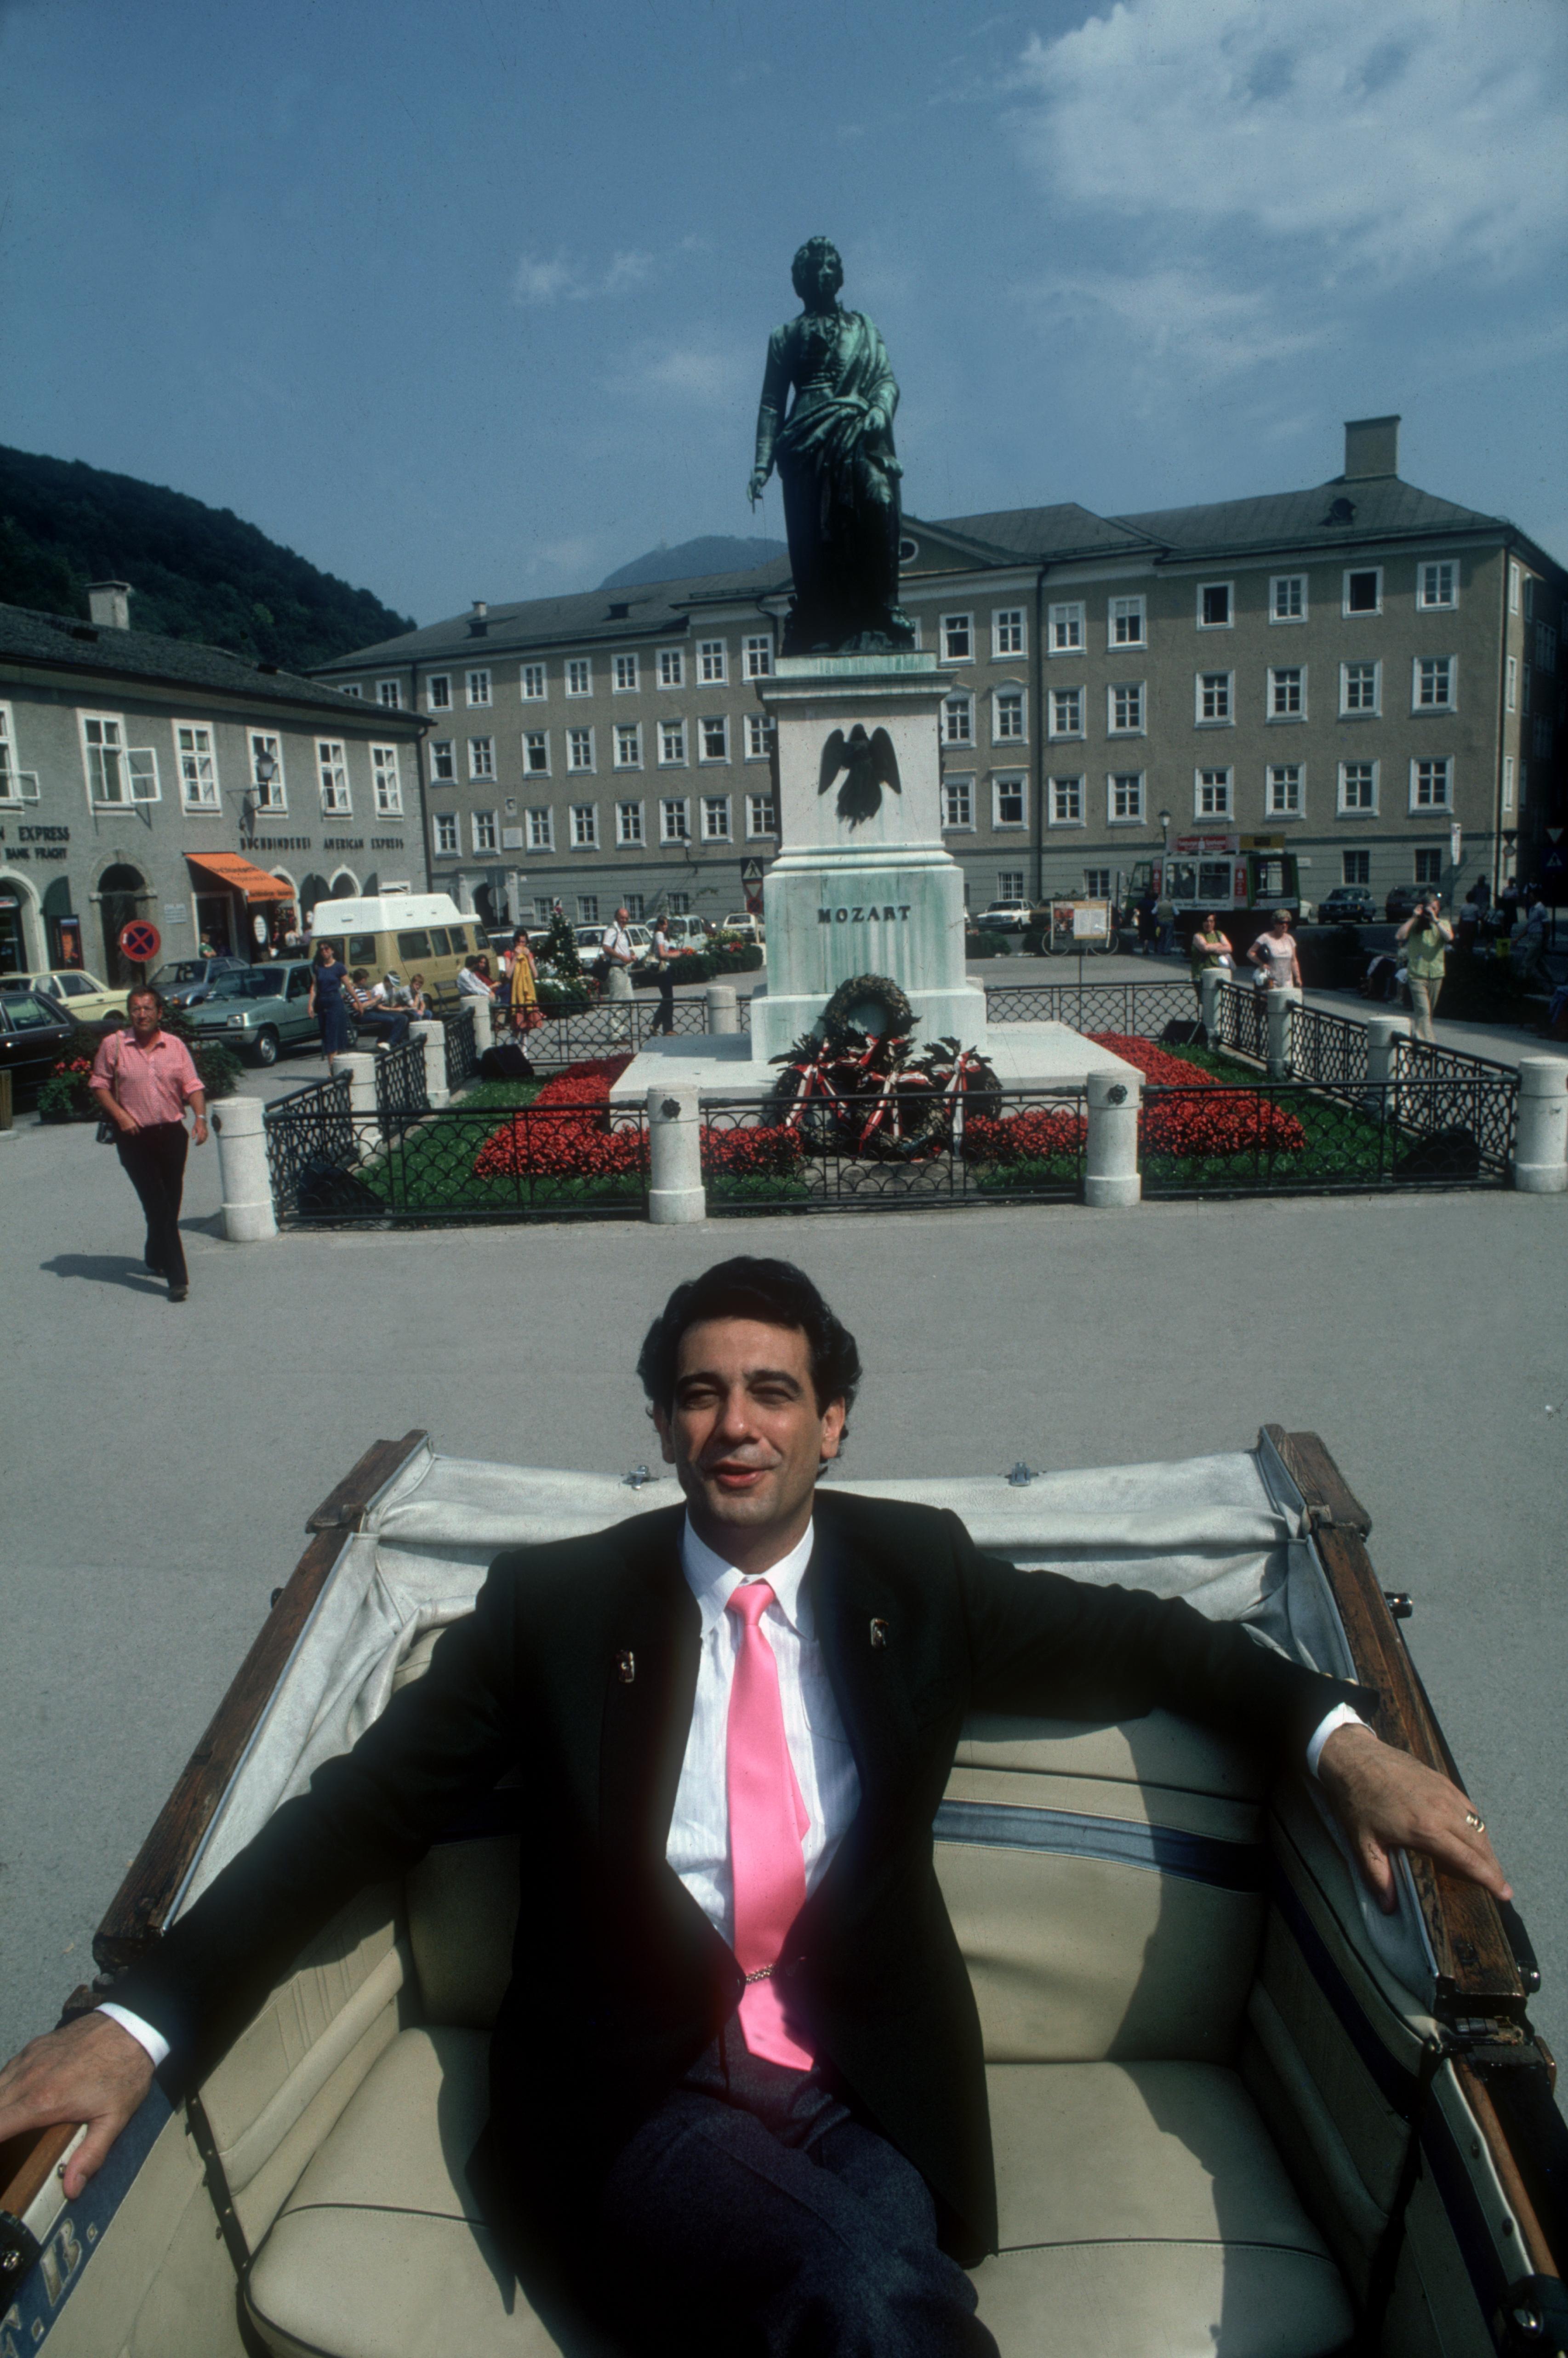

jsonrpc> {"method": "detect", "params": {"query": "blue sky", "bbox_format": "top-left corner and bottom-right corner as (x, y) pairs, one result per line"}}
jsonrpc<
(5, 0), (1565, 625)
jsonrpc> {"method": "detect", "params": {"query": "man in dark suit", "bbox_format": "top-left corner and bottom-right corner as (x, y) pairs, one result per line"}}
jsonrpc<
(0, 1259), (1510, 2354)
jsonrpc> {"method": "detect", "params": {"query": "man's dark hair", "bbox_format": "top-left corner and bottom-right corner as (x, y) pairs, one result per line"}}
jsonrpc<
(637, 1257), (861, 1431)
(126, 985), (165, 1015)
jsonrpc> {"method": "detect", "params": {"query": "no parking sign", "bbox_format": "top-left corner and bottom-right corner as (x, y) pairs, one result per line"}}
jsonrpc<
(119, 918), (161, 965)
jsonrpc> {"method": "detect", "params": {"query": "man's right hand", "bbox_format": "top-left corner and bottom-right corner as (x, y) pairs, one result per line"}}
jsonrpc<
(0, 2014), (154, 2199)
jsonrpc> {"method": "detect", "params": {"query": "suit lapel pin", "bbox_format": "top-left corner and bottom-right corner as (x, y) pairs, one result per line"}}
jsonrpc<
(616, 1649), (636, 1685)
(869, 1618), (889, 1651)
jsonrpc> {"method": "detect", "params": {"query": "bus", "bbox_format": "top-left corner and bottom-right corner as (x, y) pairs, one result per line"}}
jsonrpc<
(1122, 832), (1300, 953)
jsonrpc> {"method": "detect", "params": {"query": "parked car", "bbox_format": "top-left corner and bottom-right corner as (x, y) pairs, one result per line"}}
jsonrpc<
(180, 962), (331, 1065)
(0, 989), (75, 1099)
(976, 900), (1034, 932)
(1384, 884), (1430, 923)
(659, 913), (711, 947)
(148, 954), (249, 1008)
(0, 966), (126, 1025)
(1315, 886), (1377, 926)
(718, 913), (765, 943)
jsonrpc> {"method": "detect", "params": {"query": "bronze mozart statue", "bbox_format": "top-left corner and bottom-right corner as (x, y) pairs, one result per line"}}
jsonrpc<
(749, 237), (916, 657)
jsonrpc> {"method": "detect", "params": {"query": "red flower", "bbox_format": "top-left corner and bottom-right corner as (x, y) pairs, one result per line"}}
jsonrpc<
(473, 1056), (646, 1179)
(701, 1124), (804, 1177)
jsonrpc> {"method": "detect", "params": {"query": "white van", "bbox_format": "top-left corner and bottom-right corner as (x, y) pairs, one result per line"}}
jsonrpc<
(308, 895), (489, 999)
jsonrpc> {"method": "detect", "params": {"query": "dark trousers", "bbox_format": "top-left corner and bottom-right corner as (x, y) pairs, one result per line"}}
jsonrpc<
(653, 968), (675, 1035)
(355, 1009), (411, 1047)
(117, 1122), (189, 1287)
(588, 2025), (996, 2358)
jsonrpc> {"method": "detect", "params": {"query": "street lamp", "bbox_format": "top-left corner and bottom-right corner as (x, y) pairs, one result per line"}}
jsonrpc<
(1158, 807), (1171, 883)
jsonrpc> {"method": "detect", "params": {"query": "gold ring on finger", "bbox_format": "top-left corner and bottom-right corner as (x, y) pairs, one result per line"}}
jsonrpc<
(1464, 1810), (1485, 1834)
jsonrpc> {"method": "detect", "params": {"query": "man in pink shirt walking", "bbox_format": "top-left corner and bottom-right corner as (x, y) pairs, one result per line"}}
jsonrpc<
(90, 986), (208, 1301)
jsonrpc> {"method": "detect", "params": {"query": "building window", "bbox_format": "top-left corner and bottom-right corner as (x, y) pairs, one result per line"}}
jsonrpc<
(607, 653), (635, 694)
(701, 795), (731, 842)
(1344, 569), (1381, 615)
(1049, 775), (1084, 826)
(1418, 560), (1456, 610)
(667, 893), (691, 916)
(82, 713), (148, 804)
(570, 803), (598, 848)
(317, 740), (351, 813)
(659, 719), (687, 766)
(1342, 849), (1370, 884)
(1524, 667), (1532, 716)
(249, 731), (286, 810)
(339, 682), (362, 698)
(1196, 767), (1232, 817)
(997, 870), (1026, 902)
(524, 731), (550, 776)
(428, 674), (451, 711)
(700, 716), (730, 763)
(943, 693), (975, 746)
(371, 745), (402, 814)
(576, 894), (599, 925)
(942, 775), (974, 830)
(1411, 758), (1452, 810)
(0, 706), (27, 804)
(993, 688), (1025, 743)
(616, 801), (644, 846)
(1198, 583), (1232, 628)
(472, 809), (498, 854)
(1084, 867), (1112, 900)
(567, 728), (594, 773)
(1266, 666), (1303, 719)
(1271, 575), (1306, 623)
(744, 711), (772, 760)
(431, 739), (456, 782)
(1341, 661), (1380, 716)
(660, 797), (690, 843)
(1509, 561), (1522, 614)
(746, 792), (776, 837)
(1506, 655), (1517, 711)
(1048, 602), (1084, 653)
(992, 774), (1026, 828)
(1503, 754), (1515, 814)
(1109, 682), (1145, 735)
(469, 735), (496, 780)
(175, 723), (219, 808)
(698, 639), (727, 683)
(1197, 672), (1232, 724)
(376, 679), (400, 709)
(526, 807), (553, 850)
(623, 894), (645, 922)
(658, 648), (684, 688)
(941, 613), (973, 661)
(1049, 686), (1083, 739)
(433, 811), (459, 855)
(1414, 849), (1443, 886)
(614, 723), (642, 769)
(1534, 716), (1553, 759)
(1267, 763), (1302, 816)
(522, 663), (547, 701)
(1109, 771), (1145, 823)
(467, 669), (492, 706)
(992, 608), (1025, 657)
(745, 634), (773, 678)
(1414, 656), (1455, 711)
(1109, 595), (1146, 647)
(566, 658), (592, 697)
(1535, 621), (1558, 674)
(1339, 761), (1378, 814)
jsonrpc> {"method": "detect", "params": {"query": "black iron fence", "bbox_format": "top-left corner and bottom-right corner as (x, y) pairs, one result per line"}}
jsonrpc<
(262, 1094), (650, 1226)
(262, 1071), (354, 1221)
(1208, 981), (1269, 1065)
(984, 979), (1197, 1038)
(1140, 1074), (1516, 1197)
(1286, 1000), (1368, 1091)
(374, 1036), (430, 1122)
(519, 993), (710, 1071)
(443, 1006), (478, 1094)
(700, 1088), (1087, 1217)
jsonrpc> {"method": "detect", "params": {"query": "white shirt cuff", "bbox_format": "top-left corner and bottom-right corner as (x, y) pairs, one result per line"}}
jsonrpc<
(1306, 1702), (1368, 1781)
(97, 2003), (171, 2069)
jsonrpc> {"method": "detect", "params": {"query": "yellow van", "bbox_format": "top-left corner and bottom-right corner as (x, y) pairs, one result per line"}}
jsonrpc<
(308, 894), (489, 1002)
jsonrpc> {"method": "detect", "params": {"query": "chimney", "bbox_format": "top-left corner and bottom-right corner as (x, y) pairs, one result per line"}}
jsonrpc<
(87, 580), (132, 630)
(467, 598), (489, 637)
(1343, 416), (1399, 481)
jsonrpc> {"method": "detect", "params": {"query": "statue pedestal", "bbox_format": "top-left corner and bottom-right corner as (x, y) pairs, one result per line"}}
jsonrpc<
(746, 654), (988, 1064)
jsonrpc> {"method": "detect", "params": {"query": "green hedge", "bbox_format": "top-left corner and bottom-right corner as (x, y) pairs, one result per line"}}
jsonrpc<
(36, 1013), (240, 1116)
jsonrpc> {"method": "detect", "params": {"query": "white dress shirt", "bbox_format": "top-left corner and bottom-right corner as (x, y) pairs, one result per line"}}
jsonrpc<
(98, 1517), (1360, 2068)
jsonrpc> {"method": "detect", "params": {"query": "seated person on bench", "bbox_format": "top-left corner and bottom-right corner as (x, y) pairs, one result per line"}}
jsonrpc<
(343, 969), (410, 1048)
(0, 1259), (1511, 2357)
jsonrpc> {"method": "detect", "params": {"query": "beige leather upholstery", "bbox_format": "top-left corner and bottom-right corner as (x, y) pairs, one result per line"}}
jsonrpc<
(977, 2062), (1355, 2356)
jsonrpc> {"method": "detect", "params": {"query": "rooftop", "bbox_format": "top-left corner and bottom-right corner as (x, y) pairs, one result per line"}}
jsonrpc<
(0, 601), (420, 721)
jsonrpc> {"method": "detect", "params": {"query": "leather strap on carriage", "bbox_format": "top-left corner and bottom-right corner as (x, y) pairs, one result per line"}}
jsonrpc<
(1355, 2033), (1453, 2353)
(185, 2090), (251, 2282)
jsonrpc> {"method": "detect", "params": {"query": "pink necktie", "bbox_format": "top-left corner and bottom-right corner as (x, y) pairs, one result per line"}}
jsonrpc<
(725, 1580), (813, 2070)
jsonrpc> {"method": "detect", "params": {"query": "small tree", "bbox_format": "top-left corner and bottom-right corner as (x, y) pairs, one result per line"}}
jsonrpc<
(544, 906), (581, 980)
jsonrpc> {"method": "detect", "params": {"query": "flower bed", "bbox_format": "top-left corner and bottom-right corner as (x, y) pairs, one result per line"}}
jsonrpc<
(701, 1124), (804, 1178)
(472, 1055), (645, 1180)
(962, 1106), (1086, 1163)
(1088, 1032), (1308, 1157)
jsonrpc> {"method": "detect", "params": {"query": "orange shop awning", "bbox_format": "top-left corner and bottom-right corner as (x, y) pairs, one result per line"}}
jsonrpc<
(184, 852), (296, 903)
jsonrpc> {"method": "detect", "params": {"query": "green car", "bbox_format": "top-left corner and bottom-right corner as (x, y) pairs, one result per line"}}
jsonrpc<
(181, 960), (341, 1066)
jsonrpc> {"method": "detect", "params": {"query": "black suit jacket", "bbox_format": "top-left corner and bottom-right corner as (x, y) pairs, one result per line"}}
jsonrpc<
(114, 1492), (1363, 2262)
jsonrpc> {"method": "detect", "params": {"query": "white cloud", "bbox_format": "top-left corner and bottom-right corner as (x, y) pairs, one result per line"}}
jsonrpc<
(512, 252), (576, 306)
(1027, 261), (1327, 384)
(511, 247), (658, 305)
(599, 250), (654, 296)
(1014, 0), (1568, 283)
(636, 336), (751, 407)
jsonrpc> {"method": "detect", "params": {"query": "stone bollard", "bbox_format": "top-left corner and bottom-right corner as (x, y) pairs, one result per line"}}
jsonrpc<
(338, 1051), (378, 1118)
(707, 982), (739, 1035)
(1513, 1059), (1568, 1193)
(413, 1019), (449, 1109)
(646, 1083), (706, 1224)
(1197, 968), (1224, 1042)
(468, 992), (494, 1054)
(1083, 1069), (1142, 1208)
(1266, 985), (1300, 1080)
(1363, 1014), (1409, 1118)
(604, 965), (633, 1003)
(211, 1094), (278, 1242)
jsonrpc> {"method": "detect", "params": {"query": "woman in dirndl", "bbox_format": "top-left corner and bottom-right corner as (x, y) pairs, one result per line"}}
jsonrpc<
(506, 928), (542, 1033)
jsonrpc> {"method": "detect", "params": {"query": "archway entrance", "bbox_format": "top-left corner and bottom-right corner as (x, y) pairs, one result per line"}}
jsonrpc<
(99, 864), (152, 984)
(0, 877), (35, 973)
(300, 873), (331, 922)
(474, 882), (499, 931)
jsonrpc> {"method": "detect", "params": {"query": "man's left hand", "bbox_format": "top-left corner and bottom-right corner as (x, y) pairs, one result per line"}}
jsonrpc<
(193, 1117), (208, 1145)
(1317, 1724), (1511, 1914)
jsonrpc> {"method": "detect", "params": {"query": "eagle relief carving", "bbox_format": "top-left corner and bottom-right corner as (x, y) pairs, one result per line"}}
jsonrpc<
(818, 724), (901, 828)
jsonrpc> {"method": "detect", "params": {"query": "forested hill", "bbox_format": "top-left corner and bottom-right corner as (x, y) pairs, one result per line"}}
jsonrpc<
(0, 445), (415, 669)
